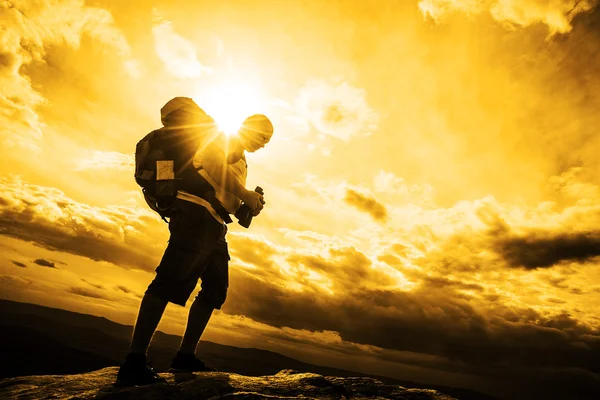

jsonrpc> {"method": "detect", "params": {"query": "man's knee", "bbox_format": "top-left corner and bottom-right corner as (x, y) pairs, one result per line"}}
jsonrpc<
(146, 274), (196, 307)
(197, 287), (227, 309)
(198, 252), (229, 309)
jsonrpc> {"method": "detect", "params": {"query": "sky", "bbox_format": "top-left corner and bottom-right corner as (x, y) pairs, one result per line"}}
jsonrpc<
(1, 0), (600, 398)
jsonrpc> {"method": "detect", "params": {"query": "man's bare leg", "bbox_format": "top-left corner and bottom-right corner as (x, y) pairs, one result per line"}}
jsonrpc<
(129, 292), (169, 355)
(178, 296), (214, 354)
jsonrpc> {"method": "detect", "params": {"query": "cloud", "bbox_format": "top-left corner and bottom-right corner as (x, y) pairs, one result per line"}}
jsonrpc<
(373, 170), (435, 205)
(152, 19), (212, 78)
(295, 79), (379, 142)
(0, 0), (132, 150)
(73, 151), (134, 171)
(284, 175), (397, 234)
(227, 225), (405, 295)
(420, 275), (485, 292)
(418, 0), (599, 34)
(228, 250), (600, 399)
(114, 285), (142, 298)
(0, 95), (45, 151)
(546, 167), (600, 207)
(343, 188), (388, 222)
(228, 233), (278, 267)
(224, 270), (600, 382)
(286, 245), (397, 292)
(115, 285), (133, 294)
(0, 176), (165, 272)
(494, 230), (600, 269)
(461, 185), (600, 269)
(68, 286), (111, 301)
(81, 278), (104, 290)
(11, 260), (26, 268)
(33, 258), (56, 268)
(0, 274), (32, 288)
(214, 168), (600, 396)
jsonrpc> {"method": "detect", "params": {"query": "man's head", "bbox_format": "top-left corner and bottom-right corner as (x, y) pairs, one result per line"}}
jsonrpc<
(238, 114), (274, 152)
(161, 97), (216, 130)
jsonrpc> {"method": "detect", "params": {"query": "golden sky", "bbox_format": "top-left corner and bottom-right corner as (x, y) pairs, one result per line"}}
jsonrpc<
(1, 0), (600, 398)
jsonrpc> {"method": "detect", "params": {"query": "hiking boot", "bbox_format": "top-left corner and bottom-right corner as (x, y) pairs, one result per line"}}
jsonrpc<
(116, 353), (166, 386)
(169, 351), (217, 372)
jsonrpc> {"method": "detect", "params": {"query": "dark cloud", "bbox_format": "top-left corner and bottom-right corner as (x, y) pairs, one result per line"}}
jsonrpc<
(225, 270), (598, 367)
(33, 258), (56, 268)
(114, 285), (142, 298)
(68, 287), (111, 301)
(494, 231), (600, 269)
(0, 52), (16, 69)
(222, 266), (600, 399)
(115, 285), (133, 294)
(81, 279), (104, 290)
(548, 276), (569, 289)
(343, 188), (387, 222)
(546, 297), (567, 304)
(421, 275), (484, 292)
(0, 177), (164, 272)
(227, 226), (599, 397)
(11, 260), (26, 268)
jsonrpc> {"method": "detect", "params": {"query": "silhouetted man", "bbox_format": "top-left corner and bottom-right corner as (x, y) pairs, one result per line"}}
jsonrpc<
(117, 97), (273, 385)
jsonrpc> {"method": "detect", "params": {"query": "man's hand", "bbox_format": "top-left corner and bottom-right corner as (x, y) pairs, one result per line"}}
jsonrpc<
(250, 196), (266, 216)
(241, 189), (264, 211)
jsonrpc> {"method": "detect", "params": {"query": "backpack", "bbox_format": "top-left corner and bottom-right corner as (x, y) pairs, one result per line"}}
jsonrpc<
(135, 97), (225, 222)
(134, 128), (177, 222)
(135, 97), (249, 223)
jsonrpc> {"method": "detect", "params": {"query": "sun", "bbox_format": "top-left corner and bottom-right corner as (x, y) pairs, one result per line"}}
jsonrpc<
(193, 80), (266, 136)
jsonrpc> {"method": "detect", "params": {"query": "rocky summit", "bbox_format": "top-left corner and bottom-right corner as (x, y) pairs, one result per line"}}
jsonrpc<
(0, 367), (458, 400)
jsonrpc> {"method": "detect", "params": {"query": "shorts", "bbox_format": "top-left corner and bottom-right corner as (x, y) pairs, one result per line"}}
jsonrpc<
(146, 198), (229, 308)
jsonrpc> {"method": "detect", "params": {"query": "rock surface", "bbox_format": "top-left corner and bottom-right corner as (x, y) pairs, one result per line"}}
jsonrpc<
(0, 367), (458, 400)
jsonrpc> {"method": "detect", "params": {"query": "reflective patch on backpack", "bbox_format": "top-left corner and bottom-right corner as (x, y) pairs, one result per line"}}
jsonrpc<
(156, 160), (175, 180)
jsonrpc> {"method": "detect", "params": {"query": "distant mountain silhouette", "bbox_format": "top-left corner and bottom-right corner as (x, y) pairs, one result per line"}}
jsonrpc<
(0, 299), (498, 400)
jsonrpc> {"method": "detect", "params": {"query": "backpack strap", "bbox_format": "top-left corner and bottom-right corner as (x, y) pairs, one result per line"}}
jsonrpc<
(142, 189), (173, 223)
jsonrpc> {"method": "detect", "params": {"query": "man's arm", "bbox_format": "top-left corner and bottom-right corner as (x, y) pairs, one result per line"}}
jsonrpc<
(202, 142), (263, 210)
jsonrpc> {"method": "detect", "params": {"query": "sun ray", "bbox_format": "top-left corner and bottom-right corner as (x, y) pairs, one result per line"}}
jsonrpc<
(193, 79), (267, 137)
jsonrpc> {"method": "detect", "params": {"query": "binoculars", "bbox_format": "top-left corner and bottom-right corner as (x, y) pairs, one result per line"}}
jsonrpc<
(235, 186), (263, 228)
